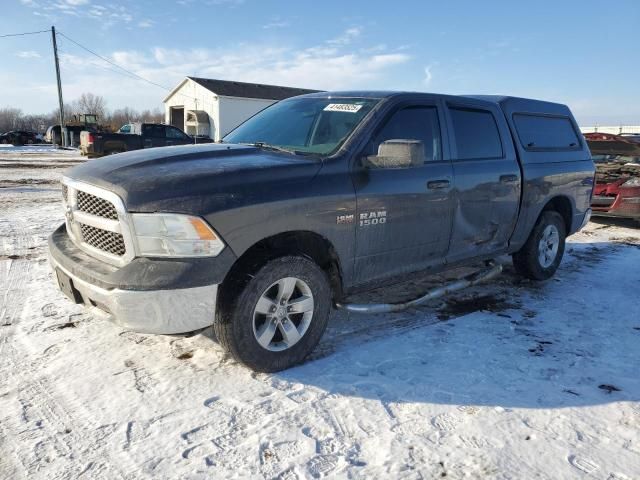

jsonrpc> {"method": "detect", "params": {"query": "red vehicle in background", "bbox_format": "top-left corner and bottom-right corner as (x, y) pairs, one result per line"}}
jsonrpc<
(585, 132), (640, 224)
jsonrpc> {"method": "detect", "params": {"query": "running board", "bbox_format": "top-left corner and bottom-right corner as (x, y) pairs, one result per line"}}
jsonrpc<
(335, 261), (503, 314)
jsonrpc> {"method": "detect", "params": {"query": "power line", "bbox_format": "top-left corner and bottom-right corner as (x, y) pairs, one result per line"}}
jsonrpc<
(0, 29), (49, 38)
(57, 44), (146, 83)
(57, 31), (173, 92)
(56, 30), (202, 103)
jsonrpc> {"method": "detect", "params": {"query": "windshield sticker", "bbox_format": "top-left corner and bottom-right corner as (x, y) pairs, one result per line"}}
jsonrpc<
(324, 103), (363, 113)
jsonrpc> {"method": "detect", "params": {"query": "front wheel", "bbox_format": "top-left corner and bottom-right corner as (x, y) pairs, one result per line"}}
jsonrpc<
(513, 210), (566, 280)
(214, 256), (331, 372)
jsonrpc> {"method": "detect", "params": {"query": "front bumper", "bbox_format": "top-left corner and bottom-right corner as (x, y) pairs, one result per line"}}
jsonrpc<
(50, 255), (218, 334)
(48, 224), (234, 334)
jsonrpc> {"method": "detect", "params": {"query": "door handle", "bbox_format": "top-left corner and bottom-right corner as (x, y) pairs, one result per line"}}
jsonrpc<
(499, 174), (519, 183)
(427, 179), (450, 190)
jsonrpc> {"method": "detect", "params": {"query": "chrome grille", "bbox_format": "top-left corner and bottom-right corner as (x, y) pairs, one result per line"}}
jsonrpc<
(76, 190), (118, 220)
(79, 224), (127, 256)
(62, 178), (135, 266)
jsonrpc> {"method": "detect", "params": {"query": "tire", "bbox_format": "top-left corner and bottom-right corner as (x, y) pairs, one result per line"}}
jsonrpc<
(214, 256), (331, 372)
(513, 210), (566, 280)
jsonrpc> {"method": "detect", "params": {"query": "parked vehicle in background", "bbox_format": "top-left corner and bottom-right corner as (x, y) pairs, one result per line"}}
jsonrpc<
(45, 114), (103, 147)
(585, 132), (640, 224)
(50, 91), (594, 372)
(45, 125), (87, 146)
(0, 130), (38, 145)
(79, 122), (213, 158)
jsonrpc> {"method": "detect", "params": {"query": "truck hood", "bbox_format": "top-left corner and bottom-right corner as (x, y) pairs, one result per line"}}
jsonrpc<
(66, 143), (323, 213)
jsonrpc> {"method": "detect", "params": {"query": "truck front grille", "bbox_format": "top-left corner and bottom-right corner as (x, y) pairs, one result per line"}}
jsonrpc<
(62, 178), (134, 266)
(79, 224), (127, 256)
(76, 190), (119, 220)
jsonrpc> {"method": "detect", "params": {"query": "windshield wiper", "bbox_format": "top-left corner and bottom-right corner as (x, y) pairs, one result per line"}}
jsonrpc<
(241, 142), (306, 156)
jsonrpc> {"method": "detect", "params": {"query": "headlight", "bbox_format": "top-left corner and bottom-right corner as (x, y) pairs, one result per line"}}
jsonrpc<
(131, 213), (225, 257)
(621, 177), (640, 188)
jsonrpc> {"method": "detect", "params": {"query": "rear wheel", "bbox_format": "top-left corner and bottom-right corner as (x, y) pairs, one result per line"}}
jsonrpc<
(513, 210), (566, 280)
(214, 256), (331, 372)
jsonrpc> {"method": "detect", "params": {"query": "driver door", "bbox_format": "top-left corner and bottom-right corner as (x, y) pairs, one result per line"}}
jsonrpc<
(351, 101), (454, 284)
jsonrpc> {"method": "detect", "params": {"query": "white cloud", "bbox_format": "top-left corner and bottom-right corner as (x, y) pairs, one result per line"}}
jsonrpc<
(9, 27), (412, 112)
(21, 0), (135, 26)
(263, 20), (289, 29)
(423, 64), (434, 86)
(138, 19), (154, 28)
(16, 51), (42, 59)
(328, 27), (362, 46)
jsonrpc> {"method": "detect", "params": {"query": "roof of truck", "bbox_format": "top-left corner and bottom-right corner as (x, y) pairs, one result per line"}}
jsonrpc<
(465, 95), (572, 116)
(297, 91), (571, 112)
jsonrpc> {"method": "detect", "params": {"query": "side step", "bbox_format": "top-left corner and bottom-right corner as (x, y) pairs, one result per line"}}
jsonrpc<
(335, 261), (503, 314)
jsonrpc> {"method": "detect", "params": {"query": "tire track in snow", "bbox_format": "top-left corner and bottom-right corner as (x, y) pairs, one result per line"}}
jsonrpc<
(0, 216), (34, 327)
(0, 227), (136, 479)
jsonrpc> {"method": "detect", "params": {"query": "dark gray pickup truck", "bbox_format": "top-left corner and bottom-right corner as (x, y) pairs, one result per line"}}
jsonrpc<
(49, 91), (594, 371)
(79, 122), (211, 158)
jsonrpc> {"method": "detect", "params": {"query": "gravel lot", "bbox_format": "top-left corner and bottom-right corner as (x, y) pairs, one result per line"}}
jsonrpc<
(1, 146), (639, 479)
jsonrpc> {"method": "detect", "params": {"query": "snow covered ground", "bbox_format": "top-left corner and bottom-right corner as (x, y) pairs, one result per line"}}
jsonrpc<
(1, 147), (639, 479)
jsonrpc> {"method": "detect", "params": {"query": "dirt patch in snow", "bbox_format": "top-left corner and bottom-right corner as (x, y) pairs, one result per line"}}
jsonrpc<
(437, 293), (520, 320)
(0, 179), (58, 188)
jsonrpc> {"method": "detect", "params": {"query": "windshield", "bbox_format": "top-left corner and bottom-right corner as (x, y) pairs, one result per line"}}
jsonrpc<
(223, 97), (379, 156)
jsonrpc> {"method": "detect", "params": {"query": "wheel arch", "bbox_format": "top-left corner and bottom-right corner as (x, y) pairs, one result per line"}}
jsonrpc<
(218, 230), (344, 312)
(541, 194), (573, 234)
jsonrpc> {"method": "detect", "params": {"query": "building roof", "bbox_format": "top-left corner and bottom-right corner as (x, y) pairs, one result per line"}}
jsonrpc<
(186, 77), (321, 101)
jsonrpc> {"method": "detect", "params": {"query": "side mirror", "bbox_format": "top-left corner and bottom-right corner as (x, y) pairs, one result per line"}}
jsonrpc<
(365, 139), (425, 169)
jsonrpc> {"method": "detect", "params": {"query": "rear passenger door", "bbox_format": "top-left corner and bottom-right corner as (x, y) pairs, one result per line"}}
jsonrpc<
(352, 100), (454, 283)
(444, 102), (521, 263)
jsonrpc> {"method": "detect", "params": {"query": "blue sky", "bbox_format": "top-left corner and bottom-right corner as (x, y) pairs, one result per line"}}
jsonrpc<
(3, 0), (639, 125)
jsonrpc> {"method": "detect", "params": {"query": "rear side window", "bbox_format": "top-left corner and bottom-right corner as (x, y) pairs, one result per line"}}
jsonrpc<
(119, 124), (131, 134)
(513, 114), (580, 150)
(449, 107), (503, 159)
(372, 106), (442, 162)
(166, 126), (189, 140)
(142, 124), (166, 138)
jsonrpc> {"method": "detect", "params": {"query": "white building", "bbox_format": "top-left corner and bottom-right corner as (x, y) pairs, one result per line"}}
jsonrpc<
(580, 125), (640, 135)
(163, 77), (319, 141)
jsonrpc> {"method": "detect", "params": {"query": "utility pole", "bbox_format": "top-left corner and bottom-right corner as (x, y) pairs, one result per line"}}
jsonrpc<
(51, 26), (65, 147)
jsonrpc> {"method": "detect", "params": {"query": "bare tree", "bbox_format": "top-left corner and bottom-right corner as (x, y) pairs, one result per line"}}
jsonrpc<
(139, 108), (164, 123)
(0, 107), (23, 133)
(16, 114), (51, 133)
(77, 93), (107, 118)
(1, 96), (165, 135)
(109, 107), (140, 130)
